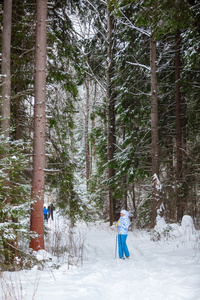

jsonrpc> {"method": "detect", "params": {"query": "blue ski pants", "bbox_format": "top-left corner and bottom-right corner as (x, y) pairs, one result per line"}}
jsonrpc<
(118, 234), (129, 258)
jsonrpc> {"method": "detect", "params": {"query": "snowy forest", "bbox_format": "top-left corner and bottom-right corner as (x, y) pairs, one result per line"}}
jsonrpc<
(0, 0), (200, 286)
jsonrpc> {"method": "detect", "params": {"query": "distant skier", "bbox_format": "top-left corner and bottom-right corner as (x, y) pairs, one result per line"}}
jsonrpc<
(116, 209), (130, 259)
(43, 206), (49, 222)
(48, 203), (54, 220)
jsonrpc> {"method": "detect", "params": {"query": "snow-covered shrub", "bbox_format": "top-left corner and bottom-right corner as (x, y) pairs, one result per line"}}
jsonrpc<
(181, 215), (196, 233)
(151, 215), (197, 243)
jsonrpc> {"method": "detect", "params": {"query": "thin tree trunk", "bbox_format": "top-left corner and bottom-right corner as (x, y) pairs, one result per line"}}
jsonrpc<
(165, 136), (176, 222)
(175, 29), (184, 222)
(15, 84), (21, 140)
(106, 0), (115, 225)
(1, 0), (13, 266)
(1, 0), (12, 138)
(150, 32), (161, 227)
(1, 0), (12, 206)
(122, 123), (127, 210)
(91, 82), (97, 168)
(67, 193), (74, 269)
(132, 182), (136, 217)
(30, 0), (47, 251)
(85, 79), (91, 189)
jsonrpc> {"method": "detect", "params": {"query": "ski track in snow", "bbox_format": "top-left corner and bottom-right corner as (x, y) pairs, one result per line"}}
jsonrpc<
(78, 227), (200, 300)
(1, 221), (200, 300)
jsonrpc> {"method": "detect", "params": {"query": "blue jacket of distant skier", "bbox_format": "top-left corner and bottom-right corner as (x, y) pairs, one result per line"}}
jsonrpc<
(118, 210), (130, 235)
(43, 207), (49, 215)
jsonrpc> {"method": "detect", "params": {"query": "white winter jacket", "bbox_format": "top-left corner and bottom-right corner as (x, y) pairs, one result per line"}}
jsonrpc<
(118, 210), (130, 235)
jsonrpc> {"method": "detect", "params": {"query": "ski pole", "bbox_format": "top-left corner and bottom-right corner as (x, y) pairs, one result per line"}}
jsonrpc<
(115, 229), (118, 259)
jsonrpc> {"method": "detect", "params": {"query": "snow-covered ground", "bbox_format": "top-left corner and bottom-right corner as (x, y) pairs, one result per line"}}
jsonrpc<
(1, 216), (200, 300)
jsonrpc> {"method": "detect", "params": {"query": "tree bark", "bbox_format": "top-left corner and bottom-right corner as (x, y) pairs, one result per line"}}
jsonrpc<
(150, 32), (161, 227)
(1, 0), (13, 266)
(30, 0), (47, 251)
(175, 29), (184, 221)
(122, 124), (127, 210)
(106, 0), (115, 225)
(1, 0), (12, 138)
(85, 79), (91, 189)
(15, 84), (21, 140)
(91, 82), (97, 166)
(1, 0), (12, 206)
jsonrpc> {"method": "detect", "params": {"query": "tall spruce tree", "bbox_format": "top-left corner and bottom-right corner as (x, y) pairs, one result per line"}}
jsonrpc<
(30, 0), (47, 251)
(1, 0), (12, 205)
(106, 0), (116, 225)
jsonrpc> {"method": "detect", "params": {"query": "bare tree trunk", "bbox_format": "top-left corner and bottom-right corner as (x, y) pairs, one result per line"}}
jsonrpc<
(165, 136), (176, 222)
(85, 79), (91, 189)
(67, 194), (74, 269)
(1, 0), (12, 138)
(106, 0), (115, 225)
(1, 0), (12, 206)
(175, 29), (184, 222)
(30, 0), (47, 251)
(150, 32), (161, 227)
(132, 182), (136, 217)
(91, 82), (97, 168)
(15, 84), (21, 140)
(1, 0), (13, 267)
(122, 124), (127, 210)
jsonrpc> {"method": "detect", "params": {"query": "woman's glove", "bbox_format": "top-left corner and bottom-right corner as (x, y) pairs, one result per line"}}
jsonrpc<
(116, 221), (120, 227)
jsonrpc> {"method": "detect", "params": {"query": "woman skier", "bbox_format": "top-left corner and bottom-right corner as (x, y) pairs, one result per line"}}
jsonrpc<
(116, 209), (130, 259)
